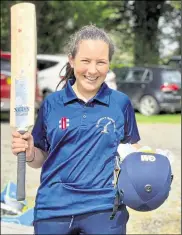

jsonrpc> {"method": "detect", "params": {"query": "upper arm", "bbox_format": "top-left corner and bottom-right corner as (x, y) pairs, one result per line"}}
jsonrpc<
(32, 101), (50, 153)
(121, 100), (141, 144)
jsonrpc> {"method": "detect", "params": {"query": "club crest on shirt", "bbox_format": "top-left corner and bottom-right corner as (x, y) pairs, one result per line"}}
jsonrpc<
(59, 117), (69, 129)
(96, 117), (116, 134)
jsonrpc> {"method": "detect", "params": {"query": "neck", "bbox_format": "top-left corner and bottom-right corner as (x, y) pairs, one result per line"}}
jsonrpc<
(72, 82), (98, 103)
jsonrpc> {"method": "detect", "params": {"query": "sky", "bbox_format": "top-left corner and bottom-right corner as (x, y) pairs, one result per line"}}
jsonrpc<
(158, 15), (180, 58)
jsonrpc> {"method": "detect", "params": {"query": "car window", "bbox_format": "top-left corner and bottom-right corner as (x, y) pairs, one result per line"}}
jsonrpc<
(168, 60), (181, 69)
(125, 69), (145, 82)
(1, 59), (11, 72)
(37, 60), (59, 71)
(161, 70), (181, 84)
(143, 70), (153, 82)
(113, 68), (129, 82)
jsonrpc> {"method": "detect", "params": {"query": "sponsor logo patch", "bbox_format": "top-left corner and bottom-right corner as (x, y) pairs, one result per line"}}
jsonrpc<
(59, 117), (69, 129)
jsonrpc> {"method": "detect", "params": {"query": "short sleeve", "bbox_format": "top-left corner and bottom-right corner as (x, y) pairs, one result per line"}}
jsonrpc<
(31, 101), (50, 152)
(121, 100), (140, 144)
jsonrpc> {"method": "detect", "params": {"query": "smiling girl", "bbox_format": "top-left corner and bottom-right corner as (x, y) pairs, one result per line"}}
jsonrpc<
(11, 25), (141, 234)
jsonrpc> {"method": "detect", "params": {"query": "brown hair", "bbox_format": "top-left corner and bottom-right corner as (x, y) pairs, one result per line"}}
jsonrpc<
(56, 24), (115, 90)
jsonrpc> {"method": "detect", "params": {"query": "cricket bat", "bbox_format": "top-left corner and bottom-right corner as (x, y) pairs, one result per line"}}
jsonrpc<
(10, 3), (37, 201)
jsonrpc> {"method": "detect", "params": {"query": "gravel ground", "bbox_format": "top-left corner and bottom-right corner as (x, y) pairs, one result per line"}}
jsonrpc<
(1, 122), (181, 234)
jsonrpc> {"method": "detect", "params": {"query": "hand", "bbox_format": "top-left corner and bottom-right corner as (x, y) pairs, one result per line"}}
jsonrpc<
(117, 144), (155, 162)
(156, 148), (174, 164)
(11, 131), (34, 160)
(137, 146), (155, 153)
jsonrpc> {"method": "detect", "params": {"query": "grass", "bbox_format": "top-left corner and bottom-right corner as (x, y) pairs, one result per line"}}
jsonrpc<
(0, 112), (181, 124)
(135, 113), (181, 124)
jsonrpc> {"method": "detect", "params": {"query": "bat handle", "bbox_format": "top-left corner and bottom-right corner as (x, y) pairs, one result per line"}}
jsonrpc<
(17, 130), (26, 201)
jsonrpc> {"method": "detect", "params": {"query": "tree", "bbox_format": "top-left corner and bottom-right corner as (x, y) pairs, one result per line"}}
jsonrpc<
(158, 1), (181, 58)
(133, 1), (166, 65)
(102, 0), (181, 65)
(1, 1), (15, 51)
(1, 1), (180, 65)
(104, 1), (166, 65)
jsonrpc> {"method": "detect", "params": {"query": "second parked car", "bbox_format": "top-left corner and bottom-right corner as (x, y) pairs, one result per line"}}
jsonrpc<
(36, 54), (68, 98)
(114, 65), (181, 116)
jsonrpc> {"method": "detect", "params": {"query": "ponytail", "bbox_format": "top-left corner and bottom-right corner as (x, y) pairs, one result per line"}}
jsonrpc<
(56, 62), (74, 91)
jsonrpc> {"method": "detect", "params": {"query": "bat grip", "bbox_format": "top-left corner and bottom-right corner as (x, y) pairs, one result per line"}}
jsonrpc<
(17, 130), (26, 201)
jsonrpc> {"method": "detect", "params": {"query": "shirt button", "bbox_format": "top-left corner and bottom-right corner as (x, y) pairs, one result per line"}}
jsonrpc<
(83, 114), (86, 118)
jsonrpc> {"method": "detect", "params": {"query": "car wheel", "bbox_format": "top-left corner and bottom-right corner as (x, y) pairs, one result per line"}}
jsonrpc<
(139, 95), (160, 116)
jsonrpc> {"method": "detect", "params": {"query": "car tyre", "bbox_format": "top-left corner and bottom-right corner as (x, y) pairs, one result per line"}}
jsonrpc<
(139, 95), (160, 116)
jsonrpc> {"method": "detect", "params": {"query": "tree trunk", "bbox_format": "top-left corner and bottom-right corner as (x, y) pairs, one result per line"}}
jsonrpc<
(133, 1), (166, 65)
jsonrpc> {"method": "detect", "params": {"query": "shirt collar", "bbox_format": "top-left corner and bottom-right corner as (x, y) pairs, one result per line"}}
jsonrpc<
(62, 78), (110, 106)
(92, 82), (110, 105)
(62, 78), (77, 104)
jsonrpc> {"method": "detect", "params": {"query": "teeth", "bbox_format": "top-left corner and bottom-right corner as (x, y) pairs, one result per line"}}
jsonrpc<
(85, 76), (98, 81)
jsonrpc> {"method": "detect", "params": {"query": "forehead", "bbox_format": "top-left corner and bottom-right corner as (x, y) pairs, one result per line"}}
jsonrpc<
(76, 39), (109, 59)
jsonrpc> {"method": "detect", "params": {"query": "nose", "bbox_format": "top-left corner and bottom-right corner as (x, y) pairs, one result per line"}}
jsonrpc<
(87, 62), (98, 75)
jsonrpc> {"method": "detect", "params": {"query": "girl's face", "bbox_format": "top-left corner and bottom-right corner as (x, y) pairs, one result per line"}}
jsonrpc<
(69, 39), (110, 95)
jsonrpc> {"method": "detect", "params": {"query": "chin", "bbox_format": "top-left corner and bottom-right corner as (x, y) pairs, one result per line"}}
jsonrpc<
(84, 82), (101, 91)
(85, 87), (99, 94)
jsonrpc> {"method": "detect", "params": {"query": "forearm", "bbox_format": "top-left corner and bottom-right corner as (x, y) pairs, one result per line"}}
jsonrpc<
(118, 142), (153, 162)
(131, 143), (142, 150)
(26, 147), (48, 169)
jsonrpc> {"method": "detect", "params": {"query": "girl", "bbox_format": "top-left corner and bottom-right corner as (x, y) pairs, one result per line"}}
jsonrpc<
(12, 25), (141, 234)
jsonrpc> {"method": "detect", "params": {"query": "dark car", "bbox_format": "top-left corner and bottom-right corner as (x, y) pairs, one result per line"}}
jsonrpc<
(114, 65), (181, 116)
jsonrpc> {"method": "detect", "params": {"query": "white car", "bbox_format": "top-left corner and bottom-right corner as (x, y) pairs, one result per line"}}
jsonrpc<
(37, 54), (117, 98)
(105, 70), (117, 90)
(37, 54), (68, 98)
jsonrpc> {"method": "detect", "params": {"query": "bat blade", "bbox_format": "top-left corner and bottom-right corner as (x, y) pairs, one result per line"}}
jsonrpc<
(10, 2), (37, 201)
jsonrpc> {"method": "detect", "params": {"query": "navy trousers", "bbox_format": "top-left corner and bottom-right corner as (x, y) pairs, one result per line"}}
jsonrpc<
(34, 208), (129, 234)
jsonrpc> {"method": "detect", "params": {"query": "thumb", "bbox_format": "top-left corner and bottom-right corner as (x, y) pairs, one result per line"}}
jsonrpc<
(22, 132), (32, 140)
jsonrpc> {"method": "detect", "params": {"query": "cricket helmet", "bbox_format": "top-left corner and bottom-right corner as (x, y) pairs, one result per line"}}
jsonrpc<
(117, 152), (173, 212)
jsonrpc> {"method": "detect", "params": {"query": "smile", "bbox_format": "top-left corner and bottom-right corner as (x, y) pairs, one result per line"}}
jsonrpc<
(84, 76), (98, 81)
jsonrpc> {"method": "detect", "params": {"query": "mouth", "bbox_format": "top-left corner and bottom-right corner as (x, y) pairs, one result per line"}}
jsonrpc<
(84, 75), (98, 81)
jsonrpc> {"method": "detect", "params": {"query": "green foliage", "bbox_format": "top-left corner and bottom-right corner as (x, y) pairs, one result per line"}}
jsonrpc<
(0, 1), (180, 66)
(170, 1), (181, 10)
(1, 1), (15, 50)
(110, 63), (133, 70)
(135, 113), (181, 123)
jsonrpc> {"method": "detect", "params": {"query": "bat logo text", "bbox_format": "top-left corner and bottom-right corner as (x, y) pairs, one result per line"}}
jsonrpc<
(14, 106), (29, 116)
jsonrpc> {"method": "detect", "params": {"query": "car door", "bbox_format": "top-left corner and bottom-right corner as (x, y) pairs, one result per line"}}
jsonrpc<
(37, 56), (68, 94)
(120, 68), (149, 108)
(37, 59), (60, 92)
(114, 67), (129, 92)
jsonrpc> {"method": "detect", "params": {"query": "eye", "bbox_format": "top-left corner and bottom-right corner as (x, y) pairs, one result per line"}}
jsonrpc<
(97, 61), (106, 65)
(81, 60), (89, 63)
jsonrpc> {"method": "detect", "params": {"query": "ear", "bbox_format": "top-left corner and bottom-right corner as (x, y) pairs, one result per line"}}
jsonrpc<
(68, 55), (74, 68)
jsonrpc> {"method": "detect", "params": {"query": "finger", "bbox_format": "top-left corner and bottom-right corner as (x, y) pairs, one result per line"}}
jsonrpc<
(22, 132), (32, 140)
(12, 138), (27, 144)
(12, 131), (23, 138)
(12, 150), (18, 156)
(12, 143), (28, 149)
(12, 148), (26, 154)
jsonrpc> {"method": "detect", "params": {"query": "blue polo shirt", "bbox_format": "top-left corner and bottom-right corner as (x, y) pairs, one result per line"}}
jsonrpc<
(32, 79), (140, 221)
